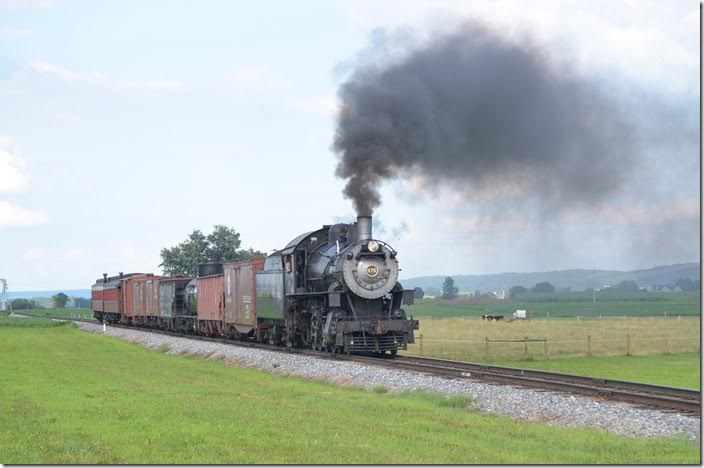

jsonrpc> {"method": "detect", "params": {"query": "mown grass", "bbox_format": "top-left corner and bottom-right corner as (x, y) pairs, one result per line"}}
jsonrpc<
(407, 295), (700, 319)
(0, 326), (698, 464)
(494, 353), (701, 390)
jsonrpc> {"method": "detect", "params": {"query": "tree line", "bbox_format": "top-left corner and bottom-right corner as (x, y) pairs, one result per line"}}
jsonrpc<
(411, 276), (700, 301)
(10, 294), (91, 310)
(160, 225), (264, 276)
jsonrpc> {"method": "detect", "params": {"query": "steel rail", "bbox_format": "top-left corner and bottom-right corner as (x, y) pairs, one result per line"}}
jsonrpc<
(25, 314), (701, 416)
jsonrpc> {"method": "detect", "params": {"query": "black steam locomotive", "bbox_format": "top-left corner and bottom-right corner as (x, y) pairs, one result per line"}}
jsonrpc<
(92, 216), (418, 354)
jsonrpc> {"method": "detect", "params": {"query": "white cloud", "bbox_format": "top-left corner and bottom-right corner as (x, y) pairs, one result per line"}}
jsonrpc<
(216, 67), (290, 92)
(62, 248), (85, 260)
(0, 0), (58, 11)
(0, 201), (48, 228)
(27, 60), (187, 93)
(124, 80), (188, 93)
(0, 27), (32, 38)
(334, 0), (698, 95)
(289, 96), (339, 117)
(0, 142), (29, 193)
(21, 247), (44, 260)
(27, 60), (109, 85)
(0, 136), (48, 228)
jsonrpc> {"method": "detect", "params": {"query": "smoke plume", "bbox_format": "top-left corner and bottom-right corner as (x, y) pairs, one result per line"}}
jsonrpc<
(333, 22), (637, 216)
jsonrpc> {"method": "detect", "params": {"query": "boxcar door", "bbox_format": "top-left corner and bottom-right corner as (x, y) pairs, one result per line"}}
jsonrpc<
(236, 263), (255, 328)
(224, 265), (237, 323)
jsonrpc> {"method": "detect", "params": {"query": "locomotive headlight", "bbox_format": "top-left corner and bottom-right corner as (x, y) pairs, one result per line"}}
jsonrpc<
(367, 240), (379, 252)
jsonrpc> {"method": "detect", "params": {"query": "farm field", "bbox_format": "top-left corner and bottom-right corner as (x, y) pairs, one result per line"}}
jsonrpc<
(494, 353), (700, 390)
(406, 293), (700, 319)
(12, 308), (92, 319)
(0, 321), (698, 464)
(402, 317), (700, 384)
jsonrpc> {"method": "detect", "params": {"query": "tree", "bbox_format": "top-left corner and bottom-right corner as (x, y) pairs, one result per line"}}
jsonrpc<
(73, 297), (91, 309)
(413, 287), (425, 299)
(611, 280), (640, 291)
(206, 225), (242, 262)
(509, 285), (528, 298)
(441, 276), (458, 300)
(674, 278), (698, 292)
(52, 292), (69, 309)
(160, 225), (264, 276)
(426, 287), (441, 297)
(10, 298), (41, 310)
(531, 282), (555, 293)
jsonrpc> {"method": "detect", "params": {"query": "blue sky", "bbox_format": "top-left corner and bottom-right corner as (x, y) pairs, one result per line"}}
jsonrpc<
(0, 0), (699, 291)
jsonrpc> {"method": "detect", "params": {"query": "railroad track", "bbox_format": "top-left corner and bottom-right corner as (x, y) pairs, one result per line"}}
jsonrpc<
(22, 313), (701, 416)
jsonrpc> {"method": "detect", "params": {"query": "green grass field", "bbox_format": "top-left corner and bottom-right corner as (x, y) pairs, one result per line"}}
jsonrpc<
(407, 294), (700, 319)
(0, 317), (73, 328)
(0, 323), (698, 464)
(13, 308), (93, 319)
(494, 353), (700, 389)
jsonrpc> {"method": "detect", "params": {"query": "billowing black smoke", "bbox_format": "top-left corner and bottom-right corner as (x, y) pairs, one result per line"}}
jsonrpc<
(333, 22), (637, 216)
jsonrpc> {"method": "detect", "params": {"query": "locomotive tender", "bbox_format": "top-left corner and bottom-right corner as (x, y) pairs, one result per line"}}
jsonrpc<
(92, 216), (419, 354)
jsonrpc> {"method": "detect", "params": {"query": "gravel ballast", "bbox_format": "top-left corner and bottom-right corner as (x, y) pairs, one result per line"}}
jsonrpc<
(77, 322), (699, 441)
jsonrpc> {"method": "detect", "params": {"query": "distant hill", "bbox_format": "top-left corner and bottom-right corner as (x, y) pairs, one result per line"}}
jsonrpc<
(7, 289), (91, 299)
(401, 263), (700, 293)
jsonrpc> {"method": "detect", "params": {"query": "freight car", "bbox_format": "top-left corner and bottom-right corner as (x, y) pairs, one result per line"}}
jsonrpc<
(92, 215), (418, 354)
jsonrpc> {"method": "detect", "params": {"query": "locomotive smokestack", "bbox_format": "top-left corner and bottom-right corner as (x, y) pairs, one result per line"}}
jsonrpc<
(357, 215), (372, 241)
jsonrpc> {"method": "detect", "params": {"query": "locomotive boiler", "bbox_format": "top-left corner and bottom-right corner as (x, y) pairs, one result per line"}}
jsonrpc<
(92, 215), (418, 354)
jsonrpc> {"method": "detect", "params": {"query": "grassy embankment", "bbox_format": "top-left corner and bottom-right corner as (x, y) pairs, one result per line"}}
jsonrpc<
(493, 353), (700, 389)
(0, 320), (698, 464)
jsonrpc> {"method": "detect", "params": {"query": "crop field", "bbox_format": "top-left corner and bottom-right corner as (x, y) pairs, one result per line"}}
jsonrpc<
(0, 322), (698, 464)
(406, 293), (700, 319)
(12, 308), (92, 319)
(493, 353), (700, 389)
(402, 316), (700, 376)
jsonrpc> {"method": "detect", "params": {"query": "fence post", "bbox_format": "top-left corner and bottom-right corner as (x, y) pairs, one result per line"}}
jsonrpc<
(626, 333), (632, 356)
(587, 335), (592, 356)
(524, 336), (528, 357)
(419, 333), (424, 356)
(663, 335), (669, 355)
(544, 338), (549, 358)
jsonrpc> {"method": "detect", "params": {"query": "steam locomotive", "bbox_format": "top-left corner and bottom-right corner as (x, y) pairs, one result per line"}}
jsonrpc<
(92, 216), (419, 354)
